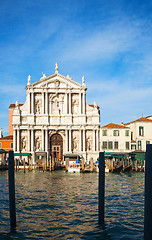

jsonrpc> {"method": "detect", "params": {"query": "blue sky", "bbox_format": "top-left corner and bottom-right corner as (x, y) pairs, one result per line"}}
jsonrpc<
(1, 0), (152, 135)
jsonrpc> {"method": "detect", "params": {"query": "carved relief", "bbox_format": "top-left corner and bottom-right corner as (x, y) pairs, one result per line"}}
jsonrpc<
(35, 131), (42, 151)
(72, 94), (79, 114)
(21, 136), (27, 151)
(51, 94), (64, 115)
(35, 99), (42, 114)
(35, 94), (42, 114)
(72, 131), (79, 152)
(86, 131), (93, 151)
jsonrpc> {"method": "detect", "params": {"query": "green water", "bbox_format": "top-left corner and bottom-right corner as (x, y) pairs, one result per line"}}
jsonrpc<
(0, 171), (144, 239)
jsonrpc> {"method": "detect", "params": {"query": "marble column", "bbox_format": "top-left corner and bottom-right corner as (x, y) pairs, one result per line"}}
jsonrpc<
(42, 92), (45, 114)
(69, 129), (72, 152)
(65, 129), (68, 152)
(83, 93), (86, 114)
(13, 130), (17, 152)
(31, 92), (34, 114)
(65, 93), (68, 114)
(79, 93), (82, 114)
(96, 129), (99, 152)
(45, 92), (48, 114)
(31, 129), (34, 152)
(93, 130), (96, 152)
(28, 92), (31, 114)
(17, 129), (20, 152)
(79, 130), (82, 152)
(69, 93), (72, 114)
(28, 130), (31, 152)
(83, 130), (86, 152)
(45, 130), (48, 152)
(42, 130), (44, 150)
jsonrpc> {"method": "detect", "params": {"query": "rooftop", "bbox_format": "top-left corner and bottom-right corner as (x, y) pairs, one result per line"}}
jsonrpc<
(101, 123), (129, 129)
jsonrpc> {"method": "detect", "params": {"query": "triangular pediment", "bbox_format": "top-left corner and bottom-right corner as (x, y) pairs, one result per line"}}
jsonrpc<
(27, 73), (86, 90)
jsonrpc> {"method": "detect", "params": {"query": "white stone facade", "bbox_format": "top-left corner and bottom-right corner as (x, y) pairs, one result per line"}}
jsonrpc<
(12, 65), (100, 163)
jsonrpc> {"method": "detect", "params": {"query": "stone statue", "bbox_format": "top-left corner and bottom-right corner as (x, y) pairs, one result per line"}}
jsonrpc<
(87, 137), (92, 151)
(42, 72), (46, 78)
(82, 76), (85, 85)
(35, 100), (41, 114)
(73, 137), (78, 151)
(15, 100), (19, 107)
(55, 62), (58, 73)
(94, 100), (97, 108)
(27, 75), (31, 85)
(35, 137), (41, 150)
(21, 136), (27, 151)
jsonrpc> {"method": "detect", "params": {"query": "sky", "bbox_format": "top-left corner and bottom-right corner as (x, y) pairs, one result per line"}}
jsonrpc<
(1, 0), (152, 135)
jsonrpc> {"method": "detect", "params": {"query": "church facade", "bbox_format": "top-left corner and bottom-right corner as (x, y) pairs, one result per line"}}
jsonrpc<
(12, 64), (100, 164)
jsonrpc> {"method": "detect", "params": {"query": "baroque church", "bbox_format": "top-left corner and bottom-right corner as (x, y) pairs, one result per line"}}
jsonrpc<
(12, 64), (100, 164)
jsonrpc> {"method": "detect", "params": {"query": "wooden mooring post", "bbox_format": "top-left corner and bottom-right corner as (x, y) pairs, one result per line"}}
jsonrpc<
(144, 144), (152, 239)
(98, 152), (105, 225)
(8, 151), (16, 229)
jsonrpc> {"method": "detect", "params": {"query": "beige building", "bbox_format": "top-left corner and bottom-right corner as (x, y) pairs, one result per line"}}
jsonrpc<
(12, 64), (100, 164)
(100, 123), (131, 153)
(125, 117), (152, 151)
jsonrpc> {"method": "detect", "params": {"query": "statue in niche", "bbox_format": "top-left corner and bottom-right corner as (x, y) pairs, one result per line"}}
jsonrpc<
(21, 136), (27, 151)
(86, 137), (92, 151)
(73, 137), (78, 151)
(35, 136), (41, 150)
(72, 99), (79, 114)
(35, 100), (41, 114)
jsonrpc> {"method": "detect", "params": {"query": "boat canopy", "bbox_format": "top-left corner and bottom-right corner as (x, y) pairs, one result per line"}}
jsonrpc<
(104, 152), (128, 159)
(0, 149), (8, 154)
(14, 153), (32, 157)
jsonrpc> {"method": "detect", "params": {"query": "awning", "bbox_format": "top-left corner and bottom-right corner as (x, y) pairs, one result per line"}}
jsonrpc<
(64, 154), (79, 158)
(14, 153), (32, 157)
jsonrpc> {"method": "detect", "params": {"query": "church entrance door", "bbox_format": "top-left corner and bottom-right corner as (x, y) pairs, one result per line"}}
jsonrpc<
(50, 133), (63, 163)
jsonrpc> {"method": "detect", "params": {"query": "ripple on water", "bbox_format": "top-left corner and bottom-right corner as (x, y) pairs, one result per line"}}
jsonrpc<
(0, 171), (144, 239)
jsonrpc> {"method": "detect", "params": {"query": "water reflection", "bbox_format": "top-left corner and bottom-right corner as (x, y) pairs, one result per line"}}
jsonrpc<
(0, 171), (144, 239)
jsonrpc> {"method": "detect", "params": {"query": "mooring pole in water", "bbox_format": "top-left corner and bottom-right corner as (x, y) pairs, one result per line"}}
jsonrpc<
(8, 151), (16, 229)
(144, 144), (152, 240)
(98, 152), (105, 225)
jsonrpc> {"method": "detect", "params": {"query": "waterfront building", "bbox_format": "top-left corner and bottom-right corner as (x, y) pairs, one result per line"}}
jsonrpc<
(100, 123), (131, 153)
(124, 117), (152, 151)
(11, 64), (100, 164)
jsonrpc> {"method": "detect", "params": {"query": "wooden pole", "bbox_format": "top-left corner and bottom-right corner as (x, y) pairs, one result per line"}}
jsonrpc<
(144, 144), (152, 239)
(17, 159), (19, 171)
(82, 158), (84, 172)
(31, 159), (32, 171)
(50, 158), (52, 172)
(15, 158), (17, 172)
(8, 151), (16, 229)
(45, 158), (46, 171)
(98, 152), (105, 225)
(23, 158), (25, 173)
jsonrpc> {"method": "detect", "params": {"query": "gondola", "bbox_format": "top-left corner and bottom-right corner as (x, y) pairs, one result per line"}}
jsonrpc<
(112, 165), (123, 173)
(123, 164), (132, 173)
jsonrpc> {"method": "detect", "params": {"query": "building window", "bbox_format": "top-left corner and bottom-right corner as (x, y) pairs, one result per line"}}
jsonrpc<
(102, 130), (107, 136)
(10, 143), (13, 148)
(125, 130), (129, 136)
(138, 140), (142, 150)
(114, 141), (118, 149)
(108, 141), (113, 149)
(113, 130), (119, 136)
(102, 141), (107, 149)
(131, 144), (136, 150)
(0, 142), (1, 149)
(139, 126), (144, 136)
(146, 141), (150, 145)
(126, 142), (130, 150)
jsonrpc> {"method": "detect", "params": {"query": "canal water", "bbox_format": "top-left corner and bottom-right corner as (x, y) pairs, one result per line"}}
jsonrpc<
(0, 171), (144, 239)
